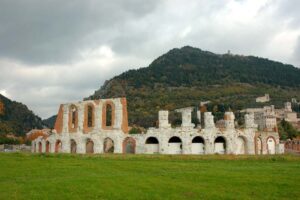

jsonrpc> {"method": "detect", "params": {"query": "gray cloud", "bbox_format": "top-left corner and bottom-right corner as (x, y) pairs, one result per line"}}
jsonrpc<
(0, 0), (299, 119)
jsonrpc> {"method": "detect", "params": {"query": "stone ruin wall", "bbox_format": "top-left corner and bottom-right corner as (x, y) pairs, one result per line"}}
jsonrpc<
(32, 98), (284, 155)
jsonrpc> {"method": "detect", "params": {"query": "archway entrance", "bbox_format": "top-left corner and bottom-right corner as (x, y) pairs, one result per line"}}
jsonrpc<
(86, 139), (94, 154)
(123, 137), (136, 154)
(103, 138), (114, 153)
(267, 137), (276, 154)
(46, 141), (50, 153)
(145, 137), (159, 154)
(70, 139), (77, 154)
(191, 136), (205, 154)
(214, 136), (226, 154)
(236, 136), (247, 154)
(55, 140), (62, 153)
(38, 142), (42, 153)
(168, 136), (182, 154)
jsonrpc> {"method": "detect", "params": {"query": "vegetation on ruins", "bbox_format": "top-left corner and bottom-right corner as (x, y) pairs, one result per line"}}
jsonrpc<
(278, 120), (300, 140)
(0, 153), (299, 199)
(87, 46), (300, 128)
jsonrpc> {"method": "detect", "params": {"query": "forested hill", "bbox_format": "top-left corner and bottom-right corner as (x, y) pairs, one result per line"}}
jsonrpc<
(0, 94), (44, 136)
(88, 46), (300, 127)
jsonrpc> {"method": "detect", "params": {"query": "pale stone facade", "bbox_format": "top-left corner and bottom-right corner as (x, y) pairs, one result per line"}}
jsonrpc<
(32, 98), (284, 155)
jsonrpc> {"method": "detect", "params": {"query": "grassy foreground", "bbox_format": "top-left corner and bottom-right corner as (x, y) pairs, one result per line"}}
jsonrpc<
(0, 153), (299, 200)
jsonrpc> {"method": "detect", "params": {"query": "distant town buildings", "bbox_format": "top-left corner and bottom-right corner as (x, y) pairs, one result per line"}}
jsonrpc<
(256, 94), (270, 103)
(242, 102), (300, 131)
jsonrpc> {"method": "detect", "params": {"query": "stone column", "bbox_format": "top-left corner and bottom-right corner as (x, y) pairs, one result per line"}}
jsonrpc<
(62, 104), (69, 133)
(159, 110), (171, 128)
(204, 112), (215, 129)
(77, 104), (84, 133)
(196, 110), (201, 128)
(224, 112), (235, 129)
(175, 107), (194, 128)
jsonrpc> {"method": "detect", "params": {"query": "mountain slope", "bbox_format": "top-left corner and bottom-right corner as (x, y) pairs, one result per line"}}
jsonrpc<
(0, 94), (44, 136)
(88, 46), (300, 127)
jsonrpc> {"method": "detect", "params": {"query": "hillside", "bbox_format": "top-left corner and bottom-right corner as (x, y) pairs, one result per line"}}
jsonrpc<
(0, 94), (44, 136)
(88, 46), (300, 127)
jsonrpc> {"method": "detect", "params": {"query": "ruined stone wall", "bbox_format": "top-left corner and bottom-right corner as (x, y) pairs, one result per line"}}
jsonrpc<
(33, 99), (282, 155)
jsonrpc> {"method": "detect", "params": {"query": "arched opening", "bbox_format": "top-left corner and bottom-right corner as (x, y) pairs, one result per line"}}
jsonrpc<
(87, 105), (94, 128)
(106, 104), (112, 127)
(236, 136), (247, 155)
(69, 105), (78, 132)
(86, 139), (94, 154)
(103, 138), (114, 153)
(55, 140), (62, 153)
(70, 139), (77, 154)
(256, 137), (262, 155)
(191, 136), (205, 154)
(145, 137), (159, 154)
(123, 137), (136, 154)
(38, 142), (42, 153)
(168, 136), (182, 154)
(267, 137), (276, 154)
(46, 141), (50, 153)
(214, 136), (226, 154)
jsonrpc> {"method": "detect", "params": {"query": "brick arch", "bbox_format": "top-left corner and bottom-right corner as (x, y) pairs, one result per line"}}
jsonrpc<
(55, 140), (62, 153)
(38, 141), (42, 153)
(83, 103), (95, 133)
(214, 136), (227, 154)
(86, 138), (94, 154)
(68, 104), (78, 133)
(45, 141), (50, 153)
(102, 101), (115, 130)
(122, 137), (136, 154)
(266, 136), (277, 154)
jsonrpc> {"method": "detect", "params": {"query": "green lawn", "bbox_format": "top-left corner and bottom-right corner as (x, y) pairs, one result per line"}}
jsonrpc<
(0, 153), (299, 200)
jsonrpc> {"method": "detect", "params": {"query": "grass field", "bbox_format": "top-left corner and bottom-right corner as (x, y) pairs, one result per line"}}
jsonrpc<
(0, 153), (299, 200)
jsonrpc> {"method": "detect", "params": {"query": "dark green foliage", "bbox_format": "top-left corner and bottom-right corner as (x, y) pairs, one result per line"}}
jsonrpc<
(42, 115), (57, 129)
(0, 136), (20, 144)
(0, 94), (45, 136)
(278, 120), (300, 140)
(87, 46), (300, 127)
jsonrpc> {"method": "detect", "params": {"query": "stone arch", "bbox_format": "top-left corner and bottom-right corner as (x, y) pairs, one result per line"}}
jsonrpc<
(103, 137), (114, 153)
(266, 136), (276, 154)
(102, 101), (115, 129)
(168, 136), (182, 154)
(191, 136), (205, 154)
(145, 137), (159, 154)
(68, 104), (78, 133)
(256, 137), (263, 155)
(236, 136), (247, 155)
(55, 140), (62, 153)
(214, 136), (226, 154)
(45, 141), (50, 153)
(86, 138), (94, 154)
(38, 141), (42, 153)
(70, 139), (77, 154)
(123, 137), (136, 154)
(84, 103), (95, 133)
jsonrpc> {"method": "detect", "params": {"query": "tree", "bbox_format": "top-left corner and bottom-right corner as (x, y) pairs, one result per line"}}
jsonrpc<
(278, 119), (300, 140)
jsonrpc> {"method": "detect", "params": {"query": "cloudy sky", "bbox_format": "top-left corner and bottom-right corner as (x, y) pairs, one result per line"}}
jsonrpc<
(0, 0), (300, 119)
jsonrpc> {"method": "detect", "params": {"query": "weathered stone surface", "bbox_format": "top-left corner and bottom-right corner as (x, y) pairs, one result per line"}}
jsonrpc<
(33, 98), (282, 155)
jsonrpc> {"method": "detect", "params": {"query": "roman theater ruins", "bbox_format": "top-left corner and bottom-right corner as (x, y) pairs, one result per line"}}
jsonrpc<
(31, 97), (284, 155)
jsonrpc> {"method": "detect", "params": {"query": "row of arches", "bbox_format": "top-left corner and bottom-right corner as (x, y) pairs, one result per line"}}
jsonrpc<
(34, 135), (276, 155)
(68, 102), (114, 132)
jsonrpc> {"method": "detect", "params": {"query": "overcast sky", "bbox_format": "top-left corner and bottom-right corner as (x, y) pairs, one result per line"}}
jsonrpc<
(0, 0), (300, 119)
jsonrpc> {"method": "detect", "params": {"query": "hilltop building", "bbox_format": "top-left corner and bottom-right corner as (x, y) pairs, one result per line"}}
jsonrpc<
(31, 98), (284, 155)
(256, 94), (270, 103)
